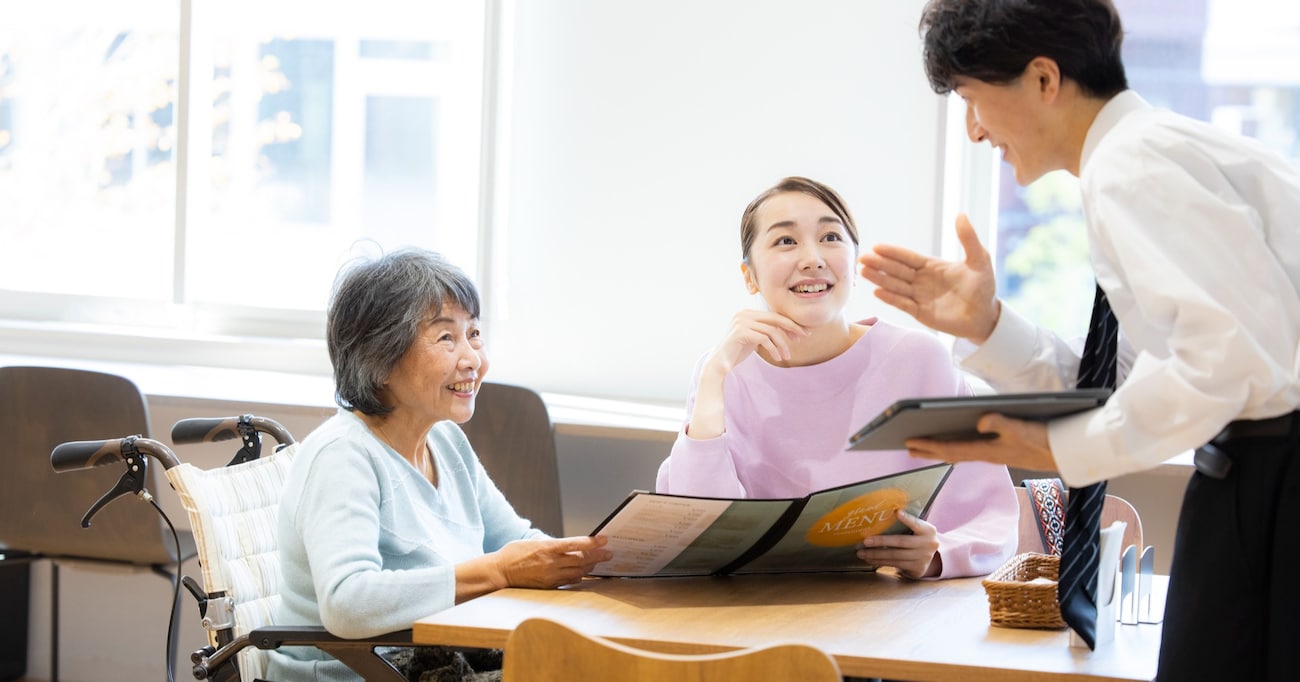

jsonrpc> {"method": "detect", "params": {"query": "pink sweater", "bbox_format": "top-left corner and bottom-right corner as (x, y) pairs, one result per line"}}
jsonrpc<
(656, 319), (1018, 578)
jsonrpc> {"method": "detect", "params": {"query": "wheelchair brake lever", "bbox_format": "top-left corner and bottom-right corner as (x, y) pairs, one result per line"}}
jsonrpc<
(79, 439), (152, 528)
(228, 415), (263, 466)
(183, 575), (209, 608)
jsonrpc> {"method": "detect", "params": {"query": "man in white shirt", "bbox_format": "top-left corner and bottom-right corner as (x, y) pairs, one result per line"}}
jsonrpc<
(858, 0), (1300, 679)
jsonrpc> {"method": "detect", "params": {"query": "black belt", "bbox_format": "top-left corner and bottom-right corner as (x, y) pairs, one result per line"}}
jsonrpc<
(1194, 410), (1299, 479)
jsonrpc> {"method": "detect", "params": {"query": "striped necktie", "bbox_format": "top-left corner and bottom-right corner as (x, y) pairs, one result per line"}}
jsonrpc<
(1059, 284), (1118, 650)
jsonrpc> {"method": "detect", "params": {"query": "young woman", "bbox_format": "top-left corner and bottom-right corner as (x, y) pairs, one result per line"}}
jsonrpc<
(656, 177), (1017, 579)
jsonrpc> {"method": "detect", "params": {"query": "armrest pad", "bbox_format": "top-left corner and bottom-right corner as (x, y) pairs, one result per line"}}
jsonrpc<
(192, 627), (414, 681)
(247, 625), (414, 649)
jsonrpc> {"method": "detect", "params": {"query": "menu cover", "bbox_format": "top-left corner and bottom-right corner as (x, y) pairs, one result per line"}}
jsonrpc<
(588, 463), (953, 578)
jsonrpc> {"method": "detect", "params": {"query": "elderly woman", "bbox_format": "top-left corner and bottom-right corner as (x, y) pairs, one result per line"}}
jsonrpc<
(266, 249), (609, 682)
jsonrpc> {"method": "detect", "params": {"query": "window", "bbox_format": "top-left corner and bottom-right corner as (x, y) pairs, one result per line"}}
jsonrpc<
(986, 0), (1300, 339)
(0, 2), (179, 300)
(3, 1), (955, 408)
(0, 1), (485, 361)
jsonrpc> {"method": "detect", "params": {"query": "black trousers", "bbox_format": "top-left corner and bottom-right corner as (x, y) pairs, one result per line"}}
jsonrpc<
(1156, 415), (1300, 681)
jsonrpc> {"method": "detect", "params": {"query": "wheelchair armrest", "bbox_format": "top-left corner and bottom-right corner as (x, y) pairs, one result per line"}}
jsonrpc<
(192, 626), (413, 681)
(247, 625), (414, 648)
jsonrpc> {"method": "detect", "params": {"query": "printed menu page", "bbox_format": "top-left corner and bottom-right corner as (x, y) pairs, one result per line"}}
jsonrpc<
(589, 463), (953, 578)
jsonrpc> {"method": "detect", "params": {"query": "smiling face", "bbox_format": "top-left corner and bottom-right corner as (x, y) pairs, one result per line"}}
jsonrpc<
(955, 67), (1063, 186)
(381, 302), (488, 426)
(742, 191), (856, 328)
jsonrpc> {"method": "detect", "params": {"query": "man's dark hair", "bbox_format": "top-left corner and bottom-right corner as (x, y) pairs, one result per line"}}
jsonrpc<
(919, 0), (1128, 98)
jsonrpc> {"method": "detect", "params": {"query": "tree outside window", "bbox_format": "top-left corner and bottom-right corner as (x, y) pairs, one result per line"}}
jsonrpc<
(993, 0), (1300, 339)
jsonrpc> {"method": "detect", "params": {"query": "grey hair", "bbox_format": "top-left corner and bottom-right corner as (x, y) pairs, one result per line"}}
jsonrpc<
(327, 248), (482, 415)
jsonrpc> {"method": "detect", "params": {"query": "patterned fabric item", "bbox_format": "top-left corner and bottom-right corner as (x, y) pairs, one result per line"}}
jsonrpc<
(385, 646), (503, 681)
(165, 445), (298, 681)
(1021, 478), (1068, 556)
(1059, 284), (1118, 651)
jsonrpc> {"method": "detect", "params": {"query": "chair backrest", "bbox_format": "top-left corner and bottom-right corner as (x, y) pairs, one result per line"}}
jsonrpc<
(0, 365), (183, 565)
(502, 617), (842, 682)
(459, 382), (564, 536)
(1014, 487), (1143, 554)
(165, 444), (298, 681)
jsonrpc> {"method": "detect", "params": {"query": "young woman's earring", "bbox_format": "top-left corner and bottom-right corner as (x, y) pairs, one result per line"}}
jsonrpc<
(741, 262), (758, 295)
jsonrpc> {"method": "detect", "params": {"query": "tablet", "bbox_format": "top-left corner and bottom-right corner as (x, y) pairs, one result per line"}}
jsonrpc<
(847, 388), (1112, 451)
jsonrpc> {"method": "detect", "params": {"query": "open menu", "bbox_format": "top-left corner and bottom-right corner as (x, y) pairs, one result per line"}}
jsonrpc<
(588, 463), (953, 577)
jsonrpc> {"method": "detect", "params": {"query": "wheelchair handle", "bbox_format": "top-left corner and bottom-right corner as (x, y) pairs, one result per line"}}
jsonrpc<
(51, 436), (180, 527)
(51, 436), (181, 472)
(171, 415), (296, 447)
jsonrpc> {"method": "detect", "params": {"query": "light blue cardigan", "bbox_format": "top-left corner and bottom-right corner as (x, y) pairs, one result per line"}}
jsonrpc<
(266, 409), (544, 681)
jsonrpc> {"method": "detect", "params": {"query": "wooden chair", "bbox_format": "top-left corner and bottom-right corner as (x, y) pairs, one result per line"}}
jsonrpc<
(1014, 486), (1143, 554)
(502, 617), (842, 682)
(459, 382), (564, 536)
(0, 365), (197, 681)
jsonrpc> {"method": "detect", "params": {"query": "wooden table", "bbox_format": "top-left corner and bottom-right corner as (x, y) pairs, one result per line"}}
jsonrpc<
(413, 570), (1164, 681)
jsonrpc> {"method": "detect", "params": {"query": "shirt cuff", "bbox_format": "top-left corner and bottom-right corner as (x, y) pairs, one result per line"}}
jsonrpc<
(1048, 408), (1129, 486)
(955, 303), (1041, 378)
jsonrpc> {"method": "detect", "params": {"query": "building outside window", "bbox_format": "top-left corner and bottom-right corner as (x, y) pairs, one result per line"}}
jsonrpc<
(0, 1), (485, 348)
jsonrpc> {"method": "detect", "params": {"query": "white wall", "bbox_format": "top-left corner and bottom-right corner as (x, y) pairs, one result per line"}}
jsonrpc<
(485, 0), (948, 403)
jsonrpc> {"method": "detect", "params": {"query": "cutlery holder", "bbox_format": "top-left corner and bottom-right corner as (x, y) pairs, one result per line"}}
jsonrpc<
(982, 552), (1067, 629)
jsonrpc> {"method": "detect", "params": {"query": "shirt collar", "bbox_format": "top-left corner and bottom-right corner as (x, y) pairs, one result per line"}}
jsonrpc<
(1080, 90), (1150, 172)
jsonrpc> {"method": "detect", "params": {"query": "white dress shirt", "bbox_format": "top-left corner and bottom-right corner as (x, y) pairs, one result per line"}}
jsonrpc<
(958, 90), (1300, 486)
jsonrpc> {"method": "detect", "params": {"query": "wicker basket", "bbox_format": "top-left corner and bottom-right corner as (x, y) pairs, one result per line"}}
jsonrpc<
(982, 552), (1067, 629)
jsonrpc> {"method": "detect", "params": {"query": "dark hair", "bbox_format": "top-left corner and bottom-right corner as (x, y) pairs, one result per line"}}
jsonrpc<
(327, 248), (482, 415)
(919, 0), (1128, 98)
(739, 176), (859, 262)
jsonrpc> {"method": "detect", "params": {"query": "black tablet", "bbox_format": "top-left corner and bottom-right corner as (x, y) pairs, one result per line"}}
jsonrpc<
(847, 388), (1112, 451)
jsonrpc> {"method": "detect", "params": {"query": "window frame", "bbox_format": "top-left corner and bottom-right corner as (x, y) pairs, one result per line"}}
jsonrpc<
(0, 0), (497, 380)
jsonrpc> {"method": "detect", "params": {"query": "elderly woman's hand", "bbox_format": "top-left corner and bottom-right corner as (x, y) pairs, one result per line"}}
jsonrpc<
(855, 509), (941, 579)
(495, 535), (612, 589)
(455, 536), (611, 602)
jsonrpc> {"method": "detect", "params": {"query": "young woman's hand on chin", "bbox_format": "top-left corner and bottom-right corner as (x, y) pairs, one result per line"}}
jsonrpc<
(707, 309), (808, 374)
